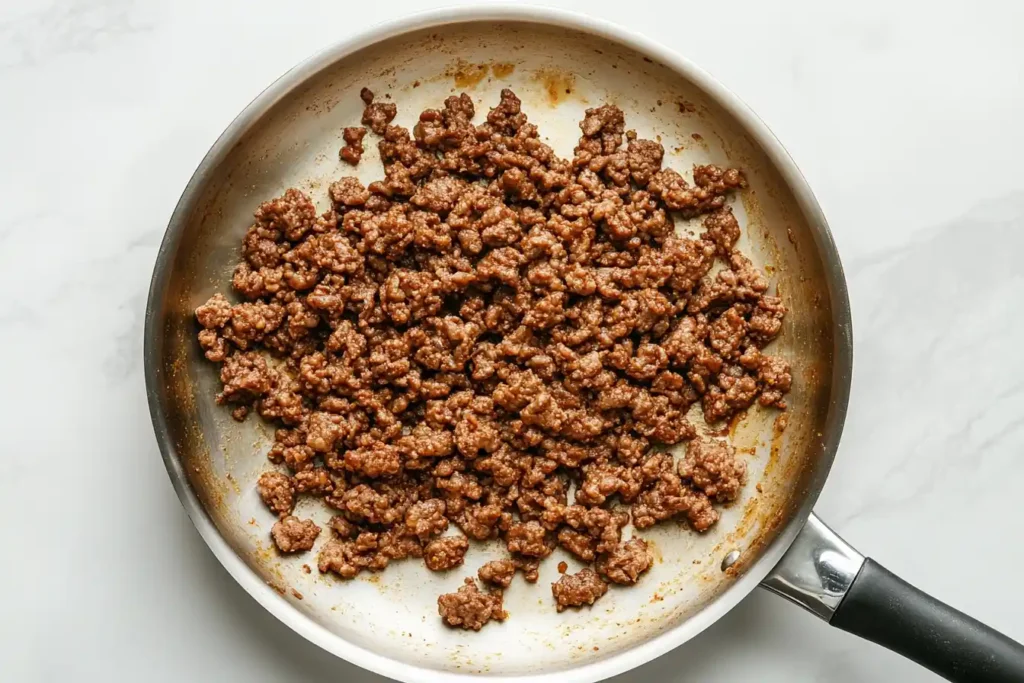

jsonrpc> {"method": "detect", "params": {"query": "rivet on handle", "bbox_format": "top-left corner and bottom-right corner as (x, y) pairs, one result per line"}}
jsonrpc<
(721, 549), (741, 571)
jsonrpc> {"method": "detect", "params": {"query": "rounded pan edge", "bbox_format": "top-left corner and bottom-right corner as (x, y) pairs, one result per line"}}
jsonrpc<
(144, 5), (854, 682)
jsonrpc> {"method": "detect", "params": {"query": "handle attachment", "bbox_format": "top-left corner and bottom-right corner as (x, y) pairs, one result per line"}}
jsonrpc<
(761, 512), (864, 619)
(762, 513), (1024, 682)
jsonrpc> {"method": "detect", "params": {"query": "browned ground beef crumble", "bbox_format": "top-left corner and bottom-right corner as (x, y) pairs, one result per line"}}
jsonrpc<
(552, 567), (608, 611)
(271, 515), (321, 553)
(340, 126), (367, 166)
(478, 558), (516, 588)
(196, 87), (791, 629)
(438, 577), (508, 630)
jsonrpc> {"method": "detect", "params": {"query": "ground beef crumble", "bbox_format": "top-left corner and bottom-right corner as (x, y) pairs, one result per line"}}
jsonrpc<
(197, 87), (791, 628)
(438, 577), (507, 630)
(478, 559), (516, 588)
(257, 471), (294, 517)
(552, 567), (609, 611)
(340, 126), (367, 165)
(271, 516), (321, 553)
(596, 537), (653, 585)
(424, 535), (469, 571)
(678, 437), (746, 503)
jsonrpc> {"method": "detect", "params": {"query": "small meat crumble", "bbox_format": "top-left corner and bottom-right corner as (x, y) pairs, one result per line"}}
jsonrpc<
(424, 535), (469, 571)
(271, 516), (321, 553)
(595, 537), (653, 585)
(438, 577), (507, 631)
(197, 87), (791, 627)
(340, 126), (367, 165)
(552, 567), (608, 611)
(478, 559), (516, 588)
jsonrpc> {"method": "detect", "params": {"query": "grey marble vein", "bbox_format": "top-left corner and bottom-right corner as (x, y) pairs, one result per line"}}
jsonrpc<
(0, 0), (152, 70)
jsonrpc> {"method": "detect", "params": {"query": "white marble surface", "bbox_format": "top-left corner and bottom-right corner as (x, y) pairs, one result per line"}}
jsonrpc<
(2, 0), (1023, 681)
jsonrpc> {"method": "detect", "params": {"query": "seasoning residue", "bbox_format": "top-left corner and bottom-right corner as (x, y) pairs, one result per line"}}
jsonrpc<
(448, 59), (489, 89)
(491, 62), (516, 79)
(443, 61), (517, 90)
(532, 68), (576, 106)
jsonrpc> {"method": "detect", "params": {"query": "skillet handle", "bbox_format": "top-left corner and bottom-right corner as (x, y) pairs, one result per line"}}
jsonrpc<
(762, 513), (1024, 682)
(830, 558), (1024, 682)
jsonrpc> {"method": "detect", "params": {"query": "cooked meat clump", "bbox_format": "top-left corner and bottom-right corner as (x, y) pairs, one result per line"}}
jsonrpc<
(258, 471), (295, 516)
(438, 578), (508, 630)
(478, 559), (516, 588)
(552, 567), (608, 611)
(596, 538), (653, 585)
(424, 535), (470, 571)
(271, 516), (321, 553)
(340, 126), (367, 165)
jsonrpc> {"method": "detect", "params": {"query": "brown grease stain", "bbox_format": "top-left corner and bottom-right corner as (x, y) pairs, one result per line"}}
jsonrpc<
(687, 132), (709, 154)
(769, 410), (787, 467)
(448, 59), (489, 89)
(786, 227), (799, 250)
(491, 62), (515, 79)
(727, 411), (747, 438)
(678, 100), (697, 114)
(721, 408), (794, 576)
(647, 539), (664, 564)
(532, 68), (577, 106)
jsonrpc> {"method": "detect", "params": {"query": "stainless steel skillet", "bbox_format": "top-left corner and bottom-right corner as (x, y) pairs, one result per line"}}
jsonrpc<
(144, 7), (1024, 682)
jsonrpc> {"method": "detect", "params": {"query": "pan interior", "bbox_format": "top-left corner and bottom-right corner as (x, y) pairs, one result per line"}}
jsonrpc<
(150, 19), (839, 676)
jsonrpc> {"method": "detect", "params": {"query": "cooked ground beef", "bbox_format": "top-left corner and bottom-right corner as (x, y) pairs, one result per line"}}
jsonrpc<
(478, 559), (516, 588)
(257, 471), (294, 517)
(271, 516), (321, 553)
(438, 577), (507, 630)
(340, 126), (367, 165)
(552, 567), (608, 611)
(513, 554), (541, 583)
(199, 88), (791, 627)
(293, 467), (333, 495)
(678, 437), (746, 502)
(404, 498), (449, 540)
(595, 537), (653, 585)
(361, 90), (397, 135)
(423, 535), (469, 571)
(506, 520), (555, 558)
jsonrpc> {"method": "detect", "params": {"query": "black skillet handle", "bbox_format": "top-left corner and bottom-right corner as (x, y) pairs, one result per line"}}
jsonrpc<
(830, 558), (1024, 683)
(761, 513), (1024, 683)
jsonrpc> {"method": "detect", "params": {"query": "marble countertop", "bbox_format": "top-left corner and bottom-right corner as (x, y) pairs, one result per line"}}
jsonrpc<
(2, 0), (1022, 681)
